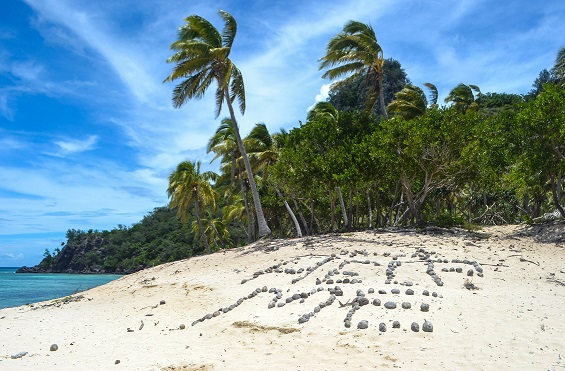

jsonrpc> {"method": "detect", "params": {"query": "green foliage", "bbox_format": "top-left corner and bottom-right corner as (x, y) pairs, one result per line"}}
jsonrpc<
(39, 207), (248, 273)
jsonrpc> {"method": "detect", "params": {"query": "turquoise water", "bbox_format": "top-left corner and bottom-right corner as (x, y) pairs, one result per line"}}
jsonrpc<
(0, 267), (121, 310)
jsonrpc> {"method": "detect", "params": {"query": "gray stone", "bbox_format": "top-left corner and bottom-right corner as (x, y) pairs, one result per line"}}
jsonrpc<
(421, 303), (430, 312)
(411, 322), (420, 332)
(359, 297), (369, 306)
(422, 320), (433, 332)
(344, 320), (351, 328)
(301, 292), (309, 299)
(391, 288), (400, 294)
(384, 301), (396, 309)
(379, 322), (387, 332)
(179, 324), (186, 330)
(368, 288), (375, 294)
(50, 344), (58, 352)
(456, 267), (463, 273)
(372, 298), (381, 306)
(467, 269), (474, 277)
(262, 286), (268, 292)
(392, 321), (400, 328)
(378, 289), (387, 294)
(405, 289), (414, 295)
(402, 302), (411, 309)
(358, 320), (369, 329)
(292, 293), (301, 300)
(277, 302), (285, 308)
(432, 292), (438, 297)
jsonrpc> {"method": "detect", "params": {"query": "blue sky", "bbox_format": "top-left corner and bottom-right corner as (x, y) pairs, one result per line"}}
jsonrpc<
(1, 0), (564, 266)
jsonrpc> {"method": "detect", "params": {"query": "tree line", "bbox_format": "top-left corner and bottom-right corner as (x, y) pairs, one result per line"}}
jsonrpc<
(161, 11), (565, 251)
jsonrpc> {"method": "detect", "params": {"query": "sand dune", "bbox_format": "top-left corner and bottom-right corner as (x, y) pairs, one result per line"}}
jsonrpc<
(1, 224), (564, 370)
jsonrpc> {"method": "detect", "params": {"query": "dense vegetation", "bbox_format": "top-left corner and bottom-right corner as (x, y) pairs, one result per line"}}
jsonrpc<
(31, 12), (565, 272)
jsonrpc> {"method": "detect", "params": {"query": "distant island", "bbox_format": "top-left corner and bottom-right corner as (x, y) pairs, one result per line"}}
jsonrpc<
(17, 206), (248, 274)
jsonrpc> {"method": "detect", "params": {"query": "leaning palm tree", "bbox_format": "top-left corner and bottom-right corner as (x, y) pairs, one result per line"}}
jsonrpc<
(244, 123), (302, 237)
(207, 119), (254, 242)
(164, 10), (271, 238)
(445, 83), (481, 113)
(387, 83), (438, 119)
(167, 161), (218, 253)
(319, 20), (388, 119)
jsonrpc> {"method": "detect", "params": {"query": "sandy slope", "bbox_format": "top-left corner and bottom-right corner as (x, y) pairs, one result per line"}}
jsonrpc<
(1, 223), (564, 370)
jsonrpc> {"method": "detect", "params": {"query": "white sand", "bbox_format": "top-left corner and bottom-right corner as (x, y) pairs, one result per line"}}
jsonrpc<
(1, 224), (564, 370)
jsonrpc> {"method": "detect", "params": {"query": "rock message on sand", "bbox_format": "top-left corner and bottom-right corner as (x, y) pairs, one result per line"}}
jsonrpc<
(191, 237), (485, 333)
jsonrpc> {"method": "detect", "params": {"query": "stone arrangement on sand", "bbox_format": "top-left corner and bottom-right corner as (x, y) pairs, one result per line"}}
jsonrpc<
(188, 241), (486, 334)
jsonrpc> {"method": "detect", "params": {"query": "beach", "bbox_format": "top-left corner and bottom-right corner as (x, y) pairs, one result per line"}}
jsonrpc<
(0, 223), (563, 370)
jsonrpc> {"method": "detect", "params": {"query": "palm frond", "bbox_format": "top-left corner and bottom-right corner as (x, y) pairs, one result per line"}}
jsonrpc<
(218, 10), (237, 48)
(184, 15), (222, 47)
(230, 65), (246, 114)
(423, 82), (438, 107)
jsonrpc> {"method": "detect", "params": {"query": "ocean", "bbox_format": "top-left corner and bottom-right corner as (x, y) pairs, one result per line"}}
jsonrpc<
(0, 267), (121, 310)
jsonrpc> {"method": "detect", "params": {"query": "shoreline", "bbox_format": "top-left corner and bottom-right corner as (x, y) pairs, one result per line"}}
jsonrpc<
(1, 224), (564, 370)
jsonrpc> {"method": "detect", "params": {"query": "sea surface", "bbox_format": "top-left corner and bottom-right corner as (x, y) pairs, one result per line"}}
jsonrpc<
(0, 267), (121, 310)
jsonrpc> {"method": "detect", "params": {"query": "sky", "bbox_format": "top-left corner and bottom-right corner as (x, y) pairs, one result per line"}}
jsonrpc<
(1, 0), (564, 266)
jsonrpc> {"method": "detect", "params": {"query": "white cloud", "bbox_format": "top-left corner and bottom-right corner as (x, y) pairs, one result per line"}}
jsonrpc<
(51, 135), (99, 157)
(1, 253), (24, 260)
(308, 83), (333, 112)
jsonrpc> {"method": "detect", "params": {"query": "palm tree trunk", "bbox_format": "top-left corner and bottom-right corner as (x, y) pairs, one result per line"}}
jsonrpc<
(240, 178), (253, 244)
(194, 196), (209, 253)
(550, 173), (565, 218)
(337, 186), (348, 229)
(378, 74), (388, 119)
(291, 195), (310, 235)
(276, 187), (302, 237)
(366, 188), (373, 229)
(224, 89), (271, 238)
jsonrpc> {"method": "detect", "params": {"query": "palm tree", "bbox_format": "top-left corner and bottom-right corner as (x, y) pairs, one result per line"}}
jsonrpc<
(555, 46), (565, 83)
(164, 10), (271, 238)
(244, 123), (302, 237)
(387, 83), (438, 119)
(167, 161), (218, 253)
(319, 20), (388, 119)
(207, 119), (254, 242)
(445, 83), (481, 113)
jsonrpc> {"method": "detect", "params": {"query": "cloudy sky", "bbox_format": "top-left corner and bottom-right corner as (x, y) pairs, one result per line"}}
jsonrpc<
(1, 0), (564, 266)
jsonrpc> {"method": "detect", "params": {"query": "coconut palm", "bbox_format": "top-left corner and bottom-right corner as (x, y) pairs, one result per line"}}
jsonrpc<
(164, 10), (271, 238)
(167, 161), (218, 253)
(387, 83), (438, 119)
(244, 123), (302, 237)
(319, 20), (388, 119)
(207, 119), (255, 242)
(445, 83), (481, 113)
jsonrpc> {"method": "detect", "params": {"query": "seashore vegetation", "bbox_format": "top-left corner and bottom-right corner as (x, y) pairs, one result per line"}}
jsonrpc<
(20, 11), (565, 274)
